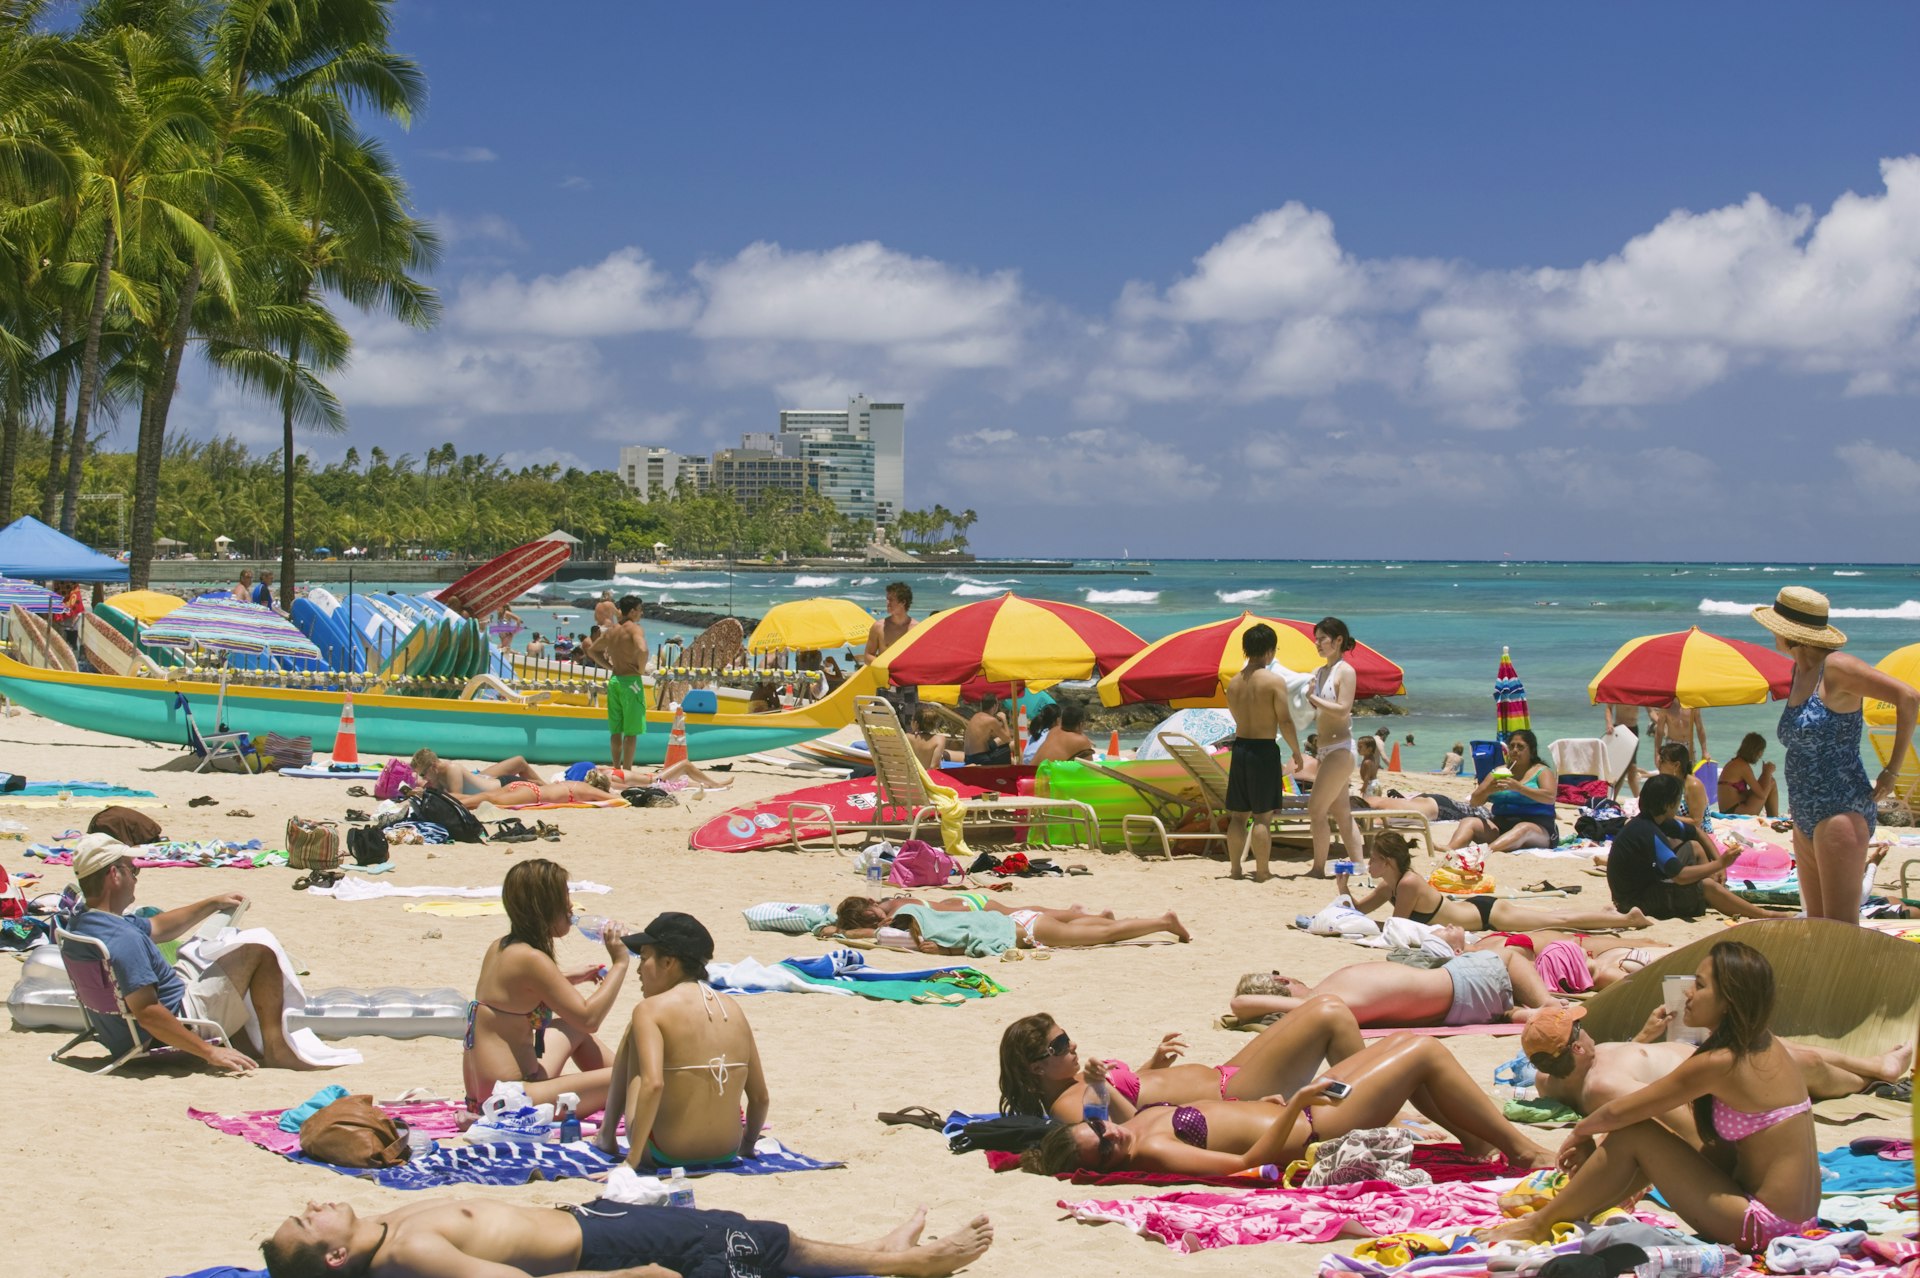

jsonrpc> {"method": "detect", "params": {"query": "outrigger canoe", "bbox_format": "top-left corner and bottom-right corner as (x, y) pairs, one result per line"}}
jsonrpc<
(0, 649), (881, 766)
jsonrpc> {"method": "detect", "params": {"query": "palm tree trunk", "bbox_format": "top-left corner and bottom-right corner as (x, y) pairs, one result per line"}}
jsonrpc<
(280, 336), (301, 605)
(0, 376), (22, 523)
(62, 223), (117, 533)
(41, 360), (68, 523)
(130, 261), (201, 590)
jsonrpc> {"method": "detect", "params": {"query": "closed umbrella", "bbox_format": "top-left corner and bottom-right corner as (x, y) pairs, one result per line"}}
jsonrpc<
(747, 598), (874, 654)
(1588, 627), (1792, 708)
(1495, 646), (1530, 742)
(0, 577), (62, 613)
(1097, 612), (1405, 707)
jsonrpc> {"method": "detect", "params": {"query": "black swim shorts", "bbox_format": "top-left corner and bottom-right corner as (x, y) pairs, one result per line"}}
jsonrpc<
(570, 1200), (792, 1278)
(1225, 737), (1283, 813)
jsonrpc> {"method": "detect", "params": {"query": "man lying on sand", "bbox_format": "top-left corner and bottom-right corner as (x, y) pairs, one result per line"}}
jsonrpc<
(411, 748), (542, 797)
(1526, 1003), (1914, 1139)
(1231, 945), (1561, 1029)
(264, 1198), (991, 1278)
(62, 834), (327, 1073)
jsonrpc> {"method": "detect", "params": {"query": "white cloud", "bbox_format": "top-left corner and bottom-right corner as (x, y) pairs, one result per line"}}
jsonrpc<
(942, 425), (1218, 506)
(331, 315), (611, 417)
(1559, 341), (1731, 406)
(433, 211), (526, 252)
(1836, 439), (1920, 498)
(560, 175), (592, 191)
(455, 249), (697, 337)
(424, 146), (497, 163)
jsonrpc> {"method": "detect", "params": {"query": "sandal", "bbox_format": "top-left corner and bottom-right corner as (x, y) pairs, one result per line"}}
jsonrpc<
(1524, 880), (1580, 895)
(345, 808), (370, 823)
(877, 1105), (946, 1128)
(535, 821), (562, 841)
(910, 992), (967, 1005)
(347, 785), (371, 798)
(226, 809), (255, 818)
(293, 870), (342, 891)
(1066, 864), (1091, 876)
(189, 796), (216, 807)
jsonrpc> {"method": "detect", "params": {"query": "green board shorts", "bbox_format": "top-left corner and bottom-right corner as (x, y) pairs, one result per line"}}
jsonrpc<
(606, 675), (650, 737)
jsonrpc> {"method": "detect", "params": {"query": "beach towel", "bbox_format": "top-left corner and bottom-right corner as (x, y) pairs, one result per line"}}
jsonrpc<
(475, 797), (626, 810)
(192, 1100), (843, 1189)
(1060, 1179), (1514, 1252)
(182, 927), (362, 1068)
(983, 1142), (1510, 1188)
(7, 781), (158, 798)
(1359, 1024), (1525, 1040)
(26, 839), (282, 869)
(1818, 1145), (1916, 1195)
(309, 878), (611, 901)
(1319, 1251), (1498, 1278)
(707, 952), (1003, 1002)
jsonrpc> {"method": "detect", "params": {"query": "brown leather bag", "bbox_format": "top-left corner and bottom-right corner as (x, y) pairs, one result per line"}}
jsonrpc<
(298, 1094), (410, 1168)
(89, 805), (163, 847)
(286, 817), (341, 871)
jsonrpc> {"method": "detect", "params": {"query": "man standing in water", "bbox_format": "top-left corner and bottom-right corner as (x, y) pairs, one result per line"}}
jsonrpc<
(864, 580), (918, 722)
(586, 595), (649, 770)
(1224, 623), (1302, 882)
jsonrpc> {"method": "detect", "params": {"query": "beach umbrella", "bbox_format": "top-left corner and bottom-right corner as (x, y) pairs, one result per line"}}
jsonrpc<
(105, 589), (186, 624)
(1495, 646), (1530, 742)
(143, 595), (322, 661)
(1136, 707), (1239, 760)
(0, 577), (62, 613)
(1864, 645), (1920, 727)
(747, 597), (874, 653)
(1096, 612), (1406, 707)
(1587, 627), (1792, 708)
(871, 591), (1145, 692)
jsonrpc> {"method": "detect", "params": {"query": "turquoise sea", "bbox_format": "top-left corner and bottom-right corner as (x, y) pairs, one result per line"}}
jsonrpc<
(497, 560), (1920, 772)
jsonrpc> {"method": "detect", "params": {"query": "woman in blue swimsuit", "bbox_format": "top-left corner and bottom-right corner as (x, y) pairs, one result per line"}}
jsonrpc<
(1754, 587), (1918, 924)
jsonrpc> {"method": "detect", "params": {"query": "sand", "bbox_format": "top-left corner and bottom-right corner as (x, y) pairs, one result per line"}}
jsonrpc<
(0, 706), (1904, 1278)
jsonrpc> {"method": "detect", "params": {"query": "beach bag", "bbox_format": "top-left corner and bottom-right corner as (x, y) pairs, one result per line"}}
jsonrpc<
(1294, 1126), (1429, 1189)
(286, 818), (341, 871)
(0, 865), (21, 920)
(299, 1095), (410, 1169)
(947, 1115), (1054, 1154)
(0, 772), (23, 792)
(346, 825), (390, 867)
(262, 732), (314, 770)
(1574, 798), (1628, 843)
(89, 805), (162, 847)
(374, 758), (418, 801)
(887, 839), (959, 888)
(622, 785), (676, 808)
(406, 787), (486, 843)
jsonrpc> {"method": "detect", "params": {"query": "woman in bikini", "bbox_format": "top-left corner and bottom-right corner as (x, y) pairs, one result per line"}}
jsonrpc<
(908, 706), (957, 769)
(997, 999), (1366, 1125)
(824, 894), (1115, 937)
(1484, 941), (1820, 1251)
(1446, 730), (1560, 852)
(456, 771), (618, 809)
(1019, 1032), (1552, 1176)
(1464, 930), (1675, 993)
(1343, 831), (1651, 934)
(595, 912), (769, 1170)
(851, 901), (1191, 954)
(1305, 617), (1367, 878)
(1718, 732), (1780, 817)
(462, 858), (629, 1115)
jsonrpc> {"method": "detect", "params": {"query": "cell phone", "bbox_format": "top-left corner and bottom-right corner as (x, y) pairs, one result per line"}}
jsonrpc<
(1320, 1079), (1352, 1100)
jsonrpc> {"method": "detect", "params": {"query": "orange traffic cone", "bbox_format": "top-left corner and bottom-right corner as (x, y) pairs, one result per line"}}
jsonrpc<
(333, 691), (359, 765)
(664, 707), (688, 768)
(1108, 728), (1123, 760)
(1389, 742), (1401, 772)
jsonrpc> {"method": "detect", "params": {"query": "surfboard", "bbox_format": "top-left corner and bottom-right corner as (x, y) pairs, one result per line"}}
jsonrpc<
(80, 612), (151, 677)
(437, 538), (572, 620)
(689, 771), (998, 853)
(9, 605), (78, 672)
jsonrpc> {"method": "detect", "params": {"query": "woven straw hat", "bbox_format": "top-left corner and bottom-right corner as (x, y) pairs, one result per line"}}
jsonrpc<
(1752, 586), (1847, 649)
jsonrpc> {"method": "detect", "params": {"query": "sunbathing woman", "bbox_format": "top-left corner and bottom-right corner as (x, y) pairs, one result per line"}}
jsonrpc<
(841, 902), (1190, 957)
(1465, 929), (1677, 993)
(1229, 946), (1561, 1029)
(462, 858), (629, 1115)
(1020, 1032), (1552, 1176)
(824, 895), (1116, 939)
(594, 912), (770, 1171)
(456, 770), (618, 809)
(1305, 617), (1367, 877)
(1343, 831), (1651, 934)
(1446, 730), (1560, 852)
(1484, 940), (1819, 1251)
(998, 998), (1365, 1124)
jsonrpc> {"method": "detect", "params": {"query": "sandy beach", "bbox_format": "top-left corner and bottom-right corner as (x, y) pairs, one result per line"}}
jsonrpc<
(1, 706), (1905, 1278)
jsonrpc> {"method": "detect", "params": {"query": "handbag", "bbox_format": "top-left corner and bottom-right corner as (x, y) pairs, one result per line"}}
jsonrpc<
(374, 757), (418, 801)
(346, 824), (390, 867)
(298, 1095), (411, 1168)
(887, 839), (960, 888)
(286, 817), (342, 871)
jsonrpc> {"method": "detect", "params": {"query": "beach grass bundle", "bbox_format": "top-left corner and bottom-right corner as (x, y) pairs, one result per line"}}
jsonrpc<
(1582, 918), (1920, 1057)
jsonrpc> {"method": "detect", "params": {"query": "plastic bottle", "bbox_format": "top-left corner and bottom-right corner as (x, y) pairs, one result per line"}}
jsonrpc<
(556, 1091), (581, 1144)
(1634, 1246), (1725, 1278)
(865, 856), (885, 884)
(406, 1128), (434, 1160)
(665, 1165), (695, 1209)
(574, 914), (609, 942)
(1082, 1075), (1110, 1123)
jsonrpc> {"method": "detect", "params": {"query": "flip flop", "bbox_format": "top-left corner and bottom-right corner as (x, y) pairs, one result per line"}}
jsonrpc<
(1868, 1078), (1915, 1102)
(189, 796), (216, 807)
(910, 992), (966, 1004)
(1524, 880), (1581, 895)
(877, 1105), (945, 1128)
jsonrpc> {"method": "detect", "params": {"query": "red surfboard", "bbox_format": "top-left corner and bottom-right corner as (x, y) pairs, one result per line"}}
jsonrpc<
(436, 538), (572, 619)
(690, 772), (1009, 853)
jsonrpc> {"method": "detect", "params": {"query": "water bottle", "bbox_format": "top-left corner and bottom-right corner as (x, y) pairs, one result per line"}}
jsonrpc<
(406, 1128), (434, 1160)
(665, 1165), (695, 1209)
(556, 1091), (581, 1144)
(865, 852), (885, 884)
(1634, 1246), (1726, 1278)
(574, 914), (609, 942)
(1082, 1075), (1110, 1123)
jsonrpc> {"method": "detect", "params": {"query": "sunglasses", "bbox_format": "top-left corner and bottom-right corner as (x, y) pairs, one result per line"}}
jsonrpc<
(1088, 1117), (1117, 1165)
(1033, 1031), (1072, 1062)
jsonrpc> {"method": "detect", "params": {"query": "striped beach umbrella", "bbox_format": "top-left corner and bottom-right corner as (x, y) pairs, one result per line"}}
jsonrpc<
(1495, 646), (1530, 742)
(143, 595), (322, 661)
(1587, 627), (1792, 708)
(0, 577), (61, 613)
(1096, 612), (1406, 707)
(870, 592), (1145, 690)
(748, 597), (875, 653)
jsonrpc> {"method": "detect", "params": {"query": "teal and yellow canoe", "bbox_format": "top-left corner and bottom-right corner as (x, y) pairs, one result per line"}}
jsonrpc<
(0, 649), (880, 765)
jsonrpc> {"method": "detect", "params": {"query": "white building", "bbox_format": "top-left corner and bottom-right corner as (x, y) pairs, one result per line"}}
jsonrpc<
(775, 395), (905, 526)
(618, 446), (707, 500)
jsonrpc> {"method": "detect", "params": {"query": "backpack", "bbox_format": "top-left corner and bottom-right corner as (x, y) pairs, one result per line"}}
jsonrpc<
(406, 787), (487, 843)
(374, 757), (418, 801)
(347, 825), (391, 866)
(1574, 798), (1628, 842)
(887, 839), (960, 888)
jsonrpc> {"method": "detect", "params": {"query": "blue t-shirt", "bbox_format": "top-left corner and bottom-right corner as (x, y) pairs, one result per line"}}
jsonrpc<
(64, 909), (184, 1054)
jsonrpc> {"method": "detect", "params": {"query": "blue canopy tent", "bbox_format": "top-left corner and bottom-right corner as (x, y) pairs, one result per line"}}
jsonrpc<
(0, 515), (128, 582)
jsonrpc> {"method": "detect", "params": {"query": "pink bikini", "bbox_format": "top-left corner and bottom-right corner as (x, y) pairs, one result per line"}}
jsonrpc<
(1711, 1095), (1816, 1248)
(1101, 1060), (1244, 1105)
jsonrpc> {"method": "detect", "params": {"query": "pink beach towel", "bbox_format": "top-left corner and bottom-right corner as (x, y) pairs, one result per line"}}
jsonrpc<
(1061, 1179), (1510, 1252)
(985, 1142), (1515, 1188)
(192, 1099), (471, 1155)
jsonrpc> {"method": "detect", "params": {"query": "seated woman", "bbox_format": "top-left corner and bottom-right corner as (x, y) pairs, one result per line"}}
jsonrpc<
(1229, 945), (1561, 1029)
(998, 999), (1365, 1124)
(844, 902), (1190, 957)
(462, 858), (629, 1115)
(908, 706), (957, 770)
(595, 912), (769, 1170)
(1020, 1032), (1551, 1176)
(1718, 732), (1781, 817)
(825, 894), (1113, 936)
(1656, 742), (1718, 831)
(1484, 941), (1818, 1251)
(413, 748), (544, 798)
(1604, 774), (1779, 921)
(1342, 831), (1650, 933)
(1440, 743), (1466, 776)
(1446, 730), (1560, 852)
(1356, 736), (1383, 796)
(1020, 704), (1061, 765)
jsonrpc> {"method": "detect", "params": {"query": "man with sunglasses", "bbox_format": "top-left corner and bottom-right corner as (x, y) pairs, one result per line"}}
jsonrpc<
(61, 833), (312, 1073)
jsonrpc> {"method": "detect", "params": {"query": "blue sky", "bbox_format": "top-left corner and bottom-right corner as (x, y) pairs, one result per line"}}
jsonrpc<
(167, 2), (1920, 558)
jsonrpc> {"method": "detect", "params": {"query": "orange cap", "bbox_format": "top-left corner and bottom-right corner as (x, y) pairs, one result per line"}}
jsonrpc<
(1521, 1003), (1588, 1060)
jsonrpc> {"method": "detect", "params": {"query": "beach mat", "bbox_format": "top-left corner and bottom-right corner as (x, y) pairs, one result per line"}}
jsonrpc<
(28, 839), (282, 869)
(192, 1100), (842, 1188)
(1060, 1179), (1512, 1252)
(278, 765), (379, 780)
(984, 1141), (1514, 1188)
(1581, 917), (1920, 1057)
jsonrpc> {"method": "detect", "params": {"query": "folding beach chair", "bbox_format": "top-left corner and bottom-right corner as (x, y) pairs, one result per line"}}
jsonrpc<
(49, 928), (228, 1074)
(173, 691), (259, 773)
(1073, 759), (1228, 861)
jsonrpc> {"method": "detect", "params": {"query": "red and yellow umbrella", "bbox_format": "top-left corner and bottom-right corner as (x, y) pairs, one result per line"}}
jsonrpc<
(1587, 627), (1792, 708)
(1865, 644), (1920, 726)
(870, 593), (1146, 697)
(1096, 612), (1406, 707)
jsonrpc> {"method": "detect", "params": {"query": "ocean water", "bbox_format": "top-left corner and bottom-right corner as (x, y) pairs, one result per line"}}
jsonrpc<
(490, 560), (1920, 771)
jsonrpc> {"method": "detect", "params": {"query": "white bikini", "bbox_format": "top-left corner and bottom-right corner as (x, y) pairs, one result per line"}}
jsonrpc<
(661, 983), (749, 1092)
(1313, 660), (1357, 757)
